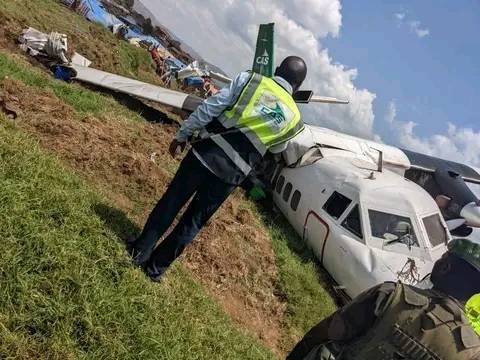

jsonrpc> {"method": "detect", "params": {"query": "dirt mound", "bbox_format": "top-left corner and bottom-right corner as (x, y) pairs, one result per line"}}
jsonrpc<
(1, 78), (287, 352)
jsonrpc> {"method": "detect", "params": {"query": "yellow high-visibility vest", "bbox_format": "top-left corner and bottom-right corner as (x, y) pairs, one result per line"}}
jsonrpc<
(219, 72), (303, 150)
(205, 72), (303, 176)
(466, 293), (480, 335)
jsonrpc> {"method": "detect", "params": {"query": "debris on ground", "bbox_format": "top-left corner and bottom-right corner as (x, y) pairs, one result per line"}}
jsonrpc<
(71, 52), (92, 67)
(18, 27), (69, 63)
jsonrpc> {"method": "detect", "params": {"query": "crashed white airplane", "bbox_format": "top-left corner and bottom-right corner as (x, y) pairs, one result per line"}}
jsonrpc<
(276, 126), (452, 299)
(60, 23), (480, 300)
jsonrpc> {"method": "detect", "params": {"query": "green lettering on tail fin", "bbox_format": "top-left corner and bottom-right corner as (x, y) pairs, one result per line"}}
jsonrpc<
(252, 23), (275, 77)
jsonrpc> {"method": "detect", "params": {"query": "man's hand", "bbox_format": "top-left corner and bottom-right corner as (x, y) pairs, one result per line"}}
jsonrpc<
(168, 139), (187, 158)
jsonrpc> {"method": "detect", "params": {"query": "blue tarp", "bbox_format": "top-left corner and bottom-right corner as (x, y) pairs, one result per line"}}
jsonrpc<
(184, 77), (204, 87)
(62, 0), (163, 48)
(124, 29), (162, 48)
(62, 0), (123, 27)
(62, 0), (204, 84)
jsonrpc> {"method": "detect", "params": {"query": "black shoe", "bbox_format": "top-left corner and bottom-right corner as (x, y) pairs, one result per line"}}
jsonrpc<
(128, 239), (153, 266)
(144, 263), (167, 283)
(131, 250), (151, 267)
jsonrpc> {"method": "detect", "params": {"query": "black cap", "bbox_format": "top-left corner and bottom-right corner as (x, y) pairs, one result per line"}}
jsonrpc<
(275, 56), (307, 92)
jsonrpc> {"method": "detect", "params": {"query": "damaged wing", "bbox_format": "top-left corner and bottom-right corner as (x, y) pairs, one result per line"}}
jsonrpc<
(65, 64), (203, 112)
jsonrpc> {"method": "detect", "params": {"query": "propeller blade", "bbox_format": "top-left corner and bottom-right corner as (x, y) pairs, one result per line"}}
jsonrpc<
(310, 95), (349, 104)
(450, 224), (473, 237)
(446, 218), (466, 231)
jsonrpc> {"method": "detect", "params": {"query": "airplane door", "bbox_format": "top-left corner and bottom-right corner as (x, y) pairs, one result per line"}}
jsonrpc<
(304, 211), (330, 263)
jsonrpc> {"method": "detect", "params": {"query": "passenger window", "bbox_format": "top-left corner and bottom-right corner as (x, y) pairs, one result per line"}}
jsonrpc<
(291, 190), (301, 211)
(341, 205), (363, 239)
(323, 191), (352, 220)
(276, 175), (285, 195)
(283, 183), (293, 202)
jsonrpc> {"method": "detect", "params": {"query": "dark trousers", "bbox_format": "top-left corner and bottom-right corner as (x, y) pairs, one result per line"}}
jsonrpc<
(133, 150), (236, 271)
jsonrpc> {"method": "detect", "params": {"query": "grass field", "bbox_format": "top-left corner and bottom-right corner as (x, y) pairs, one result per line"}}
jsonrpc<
(0, 117), (274, 359)
(0, 0), (336, 358)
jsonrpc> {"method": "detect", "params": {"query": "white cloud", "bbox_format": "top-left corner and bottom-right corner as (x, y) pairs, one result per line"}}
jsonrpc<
(385, 100), (480, 169)
(385, 100), (397, 123)
(136, 0), (377, 139)
(386, 100), (480, 204)
(394, 12), (430, 38)
(408, 20), (430, 38)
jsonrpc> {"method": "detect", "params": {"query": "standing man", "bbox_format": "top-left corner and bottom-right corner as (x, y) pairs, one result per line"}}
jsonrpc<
(287, 238), (480, 359)
(130, 56), (307, 281)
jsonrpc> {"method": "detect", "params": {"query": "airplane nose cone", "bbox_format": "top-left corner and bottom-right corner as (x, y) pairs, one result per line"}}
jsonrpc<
(460, 202), (480, 228)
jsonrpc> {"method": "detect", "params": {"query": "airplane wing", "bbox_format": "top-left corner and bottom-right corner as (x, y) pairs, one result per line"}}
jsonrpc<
(310, 95), (349, 104)
(402, 149), (480, 185)
(66, 64), (203, 112)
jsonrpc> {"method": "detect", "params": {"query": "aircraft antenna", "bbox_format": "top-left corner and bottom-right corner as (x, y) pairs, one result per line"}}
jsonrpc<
(378, 150), (383, 172)
(370, 148), (384, 172)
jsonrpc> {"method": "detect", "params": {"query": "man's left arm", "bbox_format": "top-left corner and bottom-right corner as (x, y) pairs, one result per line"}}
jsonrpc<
(173, 72), (251, 145)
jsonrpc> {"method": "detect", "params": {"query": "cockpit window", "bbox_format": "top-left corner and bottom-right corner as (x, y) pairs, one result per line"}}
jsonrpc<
(323, 191), (352, 220)
(368, 210), (419, 248)
(422, 214), (448, 247)
(341, 205), (363, 239)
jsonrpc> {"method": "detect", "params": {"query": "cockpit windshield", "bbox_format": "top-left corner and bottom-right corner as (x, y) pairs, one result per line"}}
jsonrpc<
(368, 209), (419, 248)
(422, 214), (448, 247)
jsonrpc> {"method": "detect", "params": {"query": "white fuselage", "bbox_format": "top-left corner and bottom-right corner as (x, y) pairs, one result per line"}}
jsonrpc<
(272, 150), (451, 299)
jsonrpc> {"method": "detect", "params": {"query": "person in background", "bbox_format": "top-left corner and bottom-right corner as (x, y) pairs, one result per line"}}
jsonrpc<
(130, 56), (308, 281)
(287, 238), (480, 360)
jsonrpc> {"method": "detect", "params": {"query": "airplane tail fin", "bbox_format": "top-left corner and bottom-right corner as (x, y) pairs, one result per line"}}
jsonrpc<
(252, 23), (275, 77)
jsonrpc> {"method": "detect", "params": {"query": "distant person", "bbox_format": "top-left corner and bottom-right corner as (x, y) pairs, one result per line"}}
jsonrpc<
(130, 56), (307, 281)
(202, 76), (219, 98)
(287, 238), (480, 360)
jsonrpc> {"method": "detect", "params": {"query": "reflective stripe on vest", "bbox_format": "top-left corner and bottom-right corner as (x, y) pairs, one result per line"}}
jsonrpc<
(209, 73), (303, 175)
(210, 135), (252, 175)
(466, 293), (480, 335)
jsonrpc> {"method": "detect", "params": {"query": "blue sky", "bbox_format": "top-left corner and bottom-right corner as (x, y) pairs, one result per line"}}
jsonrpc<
(323, 0), (480, 144)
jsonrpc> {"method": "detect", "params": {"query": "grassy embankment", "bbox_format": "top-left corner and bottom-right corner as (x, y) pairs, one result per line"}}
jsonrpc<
(0, 114), (276, 359)
(0, 0), (336, 357)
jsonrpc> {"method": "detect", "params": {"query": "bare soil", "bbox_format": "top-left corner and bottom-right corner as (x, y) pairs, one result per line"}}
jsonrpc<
(1, 78), (287, 353)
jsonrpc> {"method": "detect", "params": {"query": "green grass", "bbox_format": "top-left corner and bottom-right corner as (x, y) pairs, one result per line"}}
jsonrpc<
(252, 205), (337, 345)
(0, 116), (274, 359)
(117, 42), (155, 78)
(0, 51), (142, 119)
